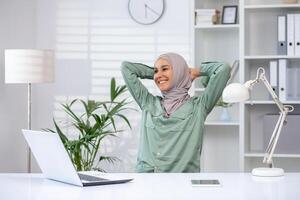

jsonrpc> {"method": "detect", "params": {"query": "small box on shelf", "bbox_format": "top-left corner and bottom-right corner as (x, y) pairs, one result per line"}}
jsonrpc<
(283, 0), (298, 4)
(195, 9), (220, 26)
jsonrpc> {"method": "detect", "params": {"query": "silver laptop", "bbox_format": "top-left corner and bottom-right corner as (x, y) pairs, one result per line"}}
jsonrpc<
(22, 129), (133, 187)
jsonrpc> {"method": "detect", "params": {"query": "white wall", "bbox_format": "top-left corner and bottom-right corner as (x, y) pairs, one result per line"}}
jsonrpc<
(0, 0), (192, 172)
(0, 0), (37, 172)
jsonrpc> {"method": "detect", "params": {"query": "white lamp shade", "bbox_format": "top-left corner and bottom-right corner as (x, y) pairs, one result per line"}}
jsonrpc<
(222, 83), (250, 103)
(5, 49), (54, 83)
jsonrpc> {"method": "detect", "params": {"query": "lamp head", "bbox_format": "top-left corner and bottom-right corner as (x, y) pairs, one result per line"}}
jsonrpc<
(5, 49), (54, 84)
(222, 83), (250, 103)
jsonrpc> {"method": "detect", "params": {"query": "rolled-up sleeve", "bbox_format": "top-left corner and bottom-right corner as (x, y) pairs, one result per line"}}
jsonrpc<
(121, 61), (155, 110)
(198, 62), (231, 114)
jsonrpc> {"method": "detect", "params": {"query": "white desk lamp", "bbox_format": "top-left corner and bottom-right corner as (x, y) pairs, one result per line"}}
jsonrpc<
(222, 67), (294, 177)
(5, 49), (54, 172)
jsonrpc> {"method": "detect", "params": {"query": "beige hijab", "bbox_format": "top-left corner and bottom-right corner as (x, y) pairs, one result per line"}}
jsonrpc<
(157, 53), (192, 117)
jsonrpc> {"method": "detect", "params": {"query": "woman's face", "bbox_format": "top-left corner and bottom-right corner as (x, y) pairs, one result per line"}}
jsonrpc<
(154, 58), (173, 92)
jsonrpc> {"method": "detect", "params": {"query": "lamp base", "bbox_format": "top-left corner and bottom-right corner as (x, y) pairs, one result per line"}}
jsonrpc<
(252, 167), (284, 177)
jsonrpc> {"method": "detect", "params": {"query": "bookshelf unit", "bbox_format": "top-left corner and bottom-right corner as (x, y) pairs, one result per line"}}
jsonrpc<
(191, 0), (240, 172)
(191, 0), (300, 172)
(242, 0), (300, 172)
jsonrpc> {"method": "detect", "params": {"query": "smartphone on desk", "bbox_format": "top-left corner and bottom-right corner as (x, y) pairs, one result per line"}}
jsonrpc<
(191, 179), (221, 187)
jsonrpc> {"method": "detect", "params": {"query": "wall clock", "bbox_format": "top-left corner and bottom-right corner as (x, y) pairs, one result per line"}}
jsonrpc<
(128, 0), (165, 25)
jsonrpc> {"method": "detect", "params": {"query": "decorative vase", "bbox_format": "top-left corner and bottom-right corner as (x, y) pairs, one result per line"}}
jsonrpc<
(219, 107), (231, 121)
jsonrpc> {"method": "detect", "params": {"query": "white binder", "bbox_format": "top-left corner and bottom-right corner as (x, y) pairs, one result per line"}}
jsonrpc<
(298, 68), (300, 99)
(287, 14), (295, 56)
(269, 60), (278, 97)
(287, 66), (295, 100)
(295, 14), (300, 56)
(278, 59), (287, 101)
(277, 16), (287, 55)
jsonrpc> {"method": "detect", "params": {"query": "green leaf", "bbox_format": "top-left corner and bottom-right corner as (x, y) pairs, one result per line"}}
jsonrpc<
(109, 116), (116, 132)
(80, 99), (90, 116)
(215, 98), (232, 108)
(92, 167), (106, 172)
(98, 156), (120, 164)
(42, 128), (55, 133)
(62, 103), (81, 123)
(116, 114), (132, 129)
(98, 133), (117, 141)
(110, 78), (116, 102)
(114, 85), (127, 100)
(107, 101), (126, 117)
(70, 99), (78, 106)
(53, 119), (69, 144)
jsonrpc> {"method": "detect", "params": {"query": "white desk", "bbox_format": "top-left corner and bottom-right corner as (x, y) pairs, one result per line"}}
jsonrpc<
(1, 173), (300, 200)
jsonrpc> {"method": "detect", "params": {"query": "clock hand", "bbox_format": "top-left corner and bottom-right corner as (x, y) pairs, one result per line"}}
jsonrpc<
(144, 4), (147, 18)
(145, 4), (160, 16)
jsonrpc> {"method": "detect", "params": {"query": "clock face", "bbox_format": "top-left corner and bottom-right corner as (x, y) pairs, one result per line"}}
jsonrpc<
(128, 0), (165, 25)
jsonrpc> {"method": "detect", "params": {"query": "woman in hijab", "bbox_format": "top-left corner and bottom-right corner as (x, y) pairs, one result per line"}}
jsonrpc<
(121, 53), (230, 173)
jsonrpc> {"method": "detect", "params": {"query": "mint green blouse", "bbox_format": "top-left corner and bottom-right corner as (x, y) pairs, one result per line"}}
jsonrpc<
(121, 61), (230, 173)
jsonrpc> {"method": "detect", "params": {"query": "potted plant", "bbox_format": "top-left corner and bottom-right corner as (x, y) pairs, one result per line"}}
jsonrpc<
(45, 78), (132, 171)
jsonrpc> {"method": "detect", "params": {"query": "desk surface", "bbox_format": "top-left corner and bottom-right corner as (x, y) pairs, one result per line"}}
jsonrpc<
(1, 172), (300, 200)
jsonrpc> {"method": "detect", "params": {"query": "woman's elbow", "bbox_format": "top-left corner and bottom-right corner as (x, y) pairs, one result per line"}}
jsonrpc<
(121, 61), (130, 68)
(220, 62), (231, 77)
(121, 61), (131, 74)
(221, 62), (230, 70)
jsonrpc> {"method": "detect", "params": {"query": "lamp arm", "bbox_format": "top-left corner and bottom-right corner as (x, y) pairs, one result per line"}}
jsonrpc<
(263, 112), (286, 166)
(265, 112), (284, 156)
(255, 68), (294, 166)
(259, 72), (285, 113)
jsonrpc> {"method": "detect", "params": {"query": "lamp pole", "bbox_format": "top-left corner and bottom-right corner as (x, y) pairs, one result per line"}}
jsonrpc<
(27, 83), (32, 173)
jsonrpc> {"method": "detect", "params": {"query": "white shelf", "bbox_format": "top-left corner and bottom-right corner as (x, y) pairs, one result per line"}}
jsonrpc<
(244, 100), (300, 105)
(245, 153), (300, 158)
(244, 55), (300, 60)
(195, 24), (239, 29)
(205, 121), (239, 126)
(245, 4), (300, 9)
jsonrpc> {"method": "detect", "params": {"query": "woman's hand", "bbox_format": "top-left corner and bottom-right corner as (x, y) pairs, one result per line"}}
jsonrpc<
(189, 68), (200, 81)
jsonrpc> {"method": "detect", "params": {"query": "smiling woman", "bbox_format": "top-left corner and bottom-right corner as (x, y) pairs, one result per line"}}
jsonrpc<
(154, 59), (173, 91)
(121, 52), (230, 173)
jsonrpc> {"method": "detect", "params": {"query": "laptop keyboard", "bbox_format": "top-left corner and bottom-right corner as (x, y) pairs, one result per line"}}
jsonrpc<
(78, 173), (108, 182)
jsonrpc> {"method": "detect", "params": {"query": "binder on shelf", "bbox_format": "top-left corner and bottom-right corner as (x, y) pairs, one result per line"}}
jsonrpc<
(264, 115), (300, 154)
(269, 60), (278, 98)
(287, 66), (296, 100)
(297, 68), (300, 99)
(278, 59), (287, 101)
(295, 14), (300, 56)
(287, 14), (295, 56)
(277, 16), (287, 55)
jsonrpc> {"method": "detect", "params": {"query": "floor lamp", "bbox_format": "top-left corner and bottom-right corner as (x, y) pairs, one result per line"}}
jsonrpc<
(5, 49), (54, 173)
